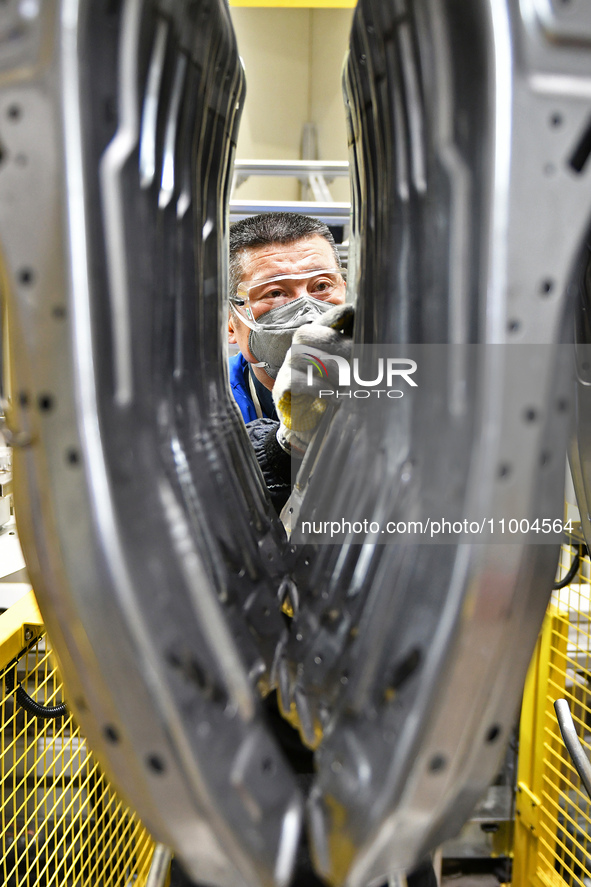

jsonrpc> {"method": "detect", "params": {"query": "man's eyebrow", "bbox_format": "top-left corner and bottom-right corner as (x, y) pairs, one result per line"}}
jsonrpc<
(247, 268), (339, 288)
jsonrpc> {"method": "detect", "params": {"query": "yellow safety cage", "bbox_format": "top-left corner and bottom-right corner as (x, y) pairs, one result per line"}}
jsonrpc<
(0, 590), (165, 887)
(514, 544), (591, 887)
(1, 543), (590, 887)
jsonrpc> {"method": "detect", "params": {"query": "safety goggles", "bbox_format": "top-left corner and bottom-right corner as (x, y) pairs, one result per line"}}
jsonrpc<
(230, 268), (346, 331)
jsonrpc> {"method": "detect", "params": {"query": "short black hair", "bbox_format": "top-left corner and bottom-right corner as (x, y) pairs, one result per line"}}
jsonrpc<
(229, 212), (340, 300)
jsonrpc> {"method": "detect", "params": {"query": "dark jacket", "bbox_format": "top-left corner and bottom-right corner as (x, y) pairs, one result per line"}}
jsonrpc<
(229, 354), (293, 512)
(245, 418), (293, 514)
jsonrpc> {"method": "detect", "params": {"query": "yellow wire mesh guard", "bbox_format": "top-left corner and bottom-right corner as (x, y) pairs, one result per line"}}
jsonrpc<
(514, 544), (591, 887)
(3, 546), (589, 887)
(0, 592), (160, 887)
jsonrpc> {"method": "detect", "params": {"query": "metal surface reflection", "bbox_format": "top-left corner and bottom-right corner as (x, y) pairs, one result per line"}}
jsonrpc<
(0, 1), (591, 886)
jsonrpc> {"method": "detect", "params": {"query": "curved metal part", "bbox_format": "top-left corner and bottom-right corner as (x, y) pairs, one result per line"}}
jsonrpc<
(98, 0), (142, 408)
(0, 2), (301, 886)
(569, 256), (591, 547)
(139, 17), (169, 190)
(279, 0), (591, 883)
(146, 844), (174, 887)
(554, 699), (591, 799)
(158, 51), (186, 209)
(3, 2), (591, 886)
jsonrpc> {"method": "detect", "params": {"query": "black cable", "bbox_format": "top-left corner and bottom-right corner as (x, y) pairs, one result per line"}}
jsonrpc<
(553, 553), (580, 589)
(553, 544), (589, 590)
(5, 666), (67, 720)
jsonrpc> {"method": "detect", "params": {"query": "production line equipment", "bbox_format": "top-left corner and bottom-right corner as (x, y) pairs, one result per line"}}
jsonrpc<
(1, 1), (591, 886)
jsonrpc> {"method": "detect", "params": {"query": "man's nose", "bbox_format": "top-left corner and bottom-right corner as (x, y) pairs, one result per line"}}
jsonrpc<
(286, 281), (311, 300)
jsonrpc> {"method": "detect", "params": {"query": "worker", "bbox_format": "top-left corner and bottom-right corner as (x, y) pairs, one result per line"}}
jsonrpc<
(228, 211), (347, 420)
(228, 212), (351, 510)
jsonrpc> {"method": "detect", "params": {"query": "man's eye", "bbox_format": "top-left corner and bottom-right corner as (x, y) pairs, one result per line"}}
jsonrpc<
(310, 279), (333, 295)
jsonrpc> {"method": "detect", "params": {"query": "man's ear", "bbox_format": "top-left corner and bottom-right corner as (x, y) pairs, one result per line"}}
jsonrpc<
(228, 312), (237, 344)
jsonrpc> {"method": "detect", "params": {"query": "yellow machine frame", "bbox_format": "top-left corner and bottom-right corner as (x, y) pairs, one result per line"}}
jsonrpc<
(514, 547), (591, 887)
(0, 590), (161, 887)
(1, 544), (589, 887)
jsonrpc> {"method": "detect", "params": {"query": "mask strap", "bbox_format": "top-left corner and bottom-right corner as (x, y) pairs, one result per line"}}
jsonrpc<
(230, 303), (267, 367)
(247, 373), (264, 419)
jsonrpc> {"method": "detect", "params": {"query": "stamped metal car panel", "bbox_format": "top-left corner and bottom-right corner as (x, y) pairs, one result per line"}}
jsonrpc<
(0, 2), (301, 886)
(1, 1), (591, 886)
(281, 1), (591, 884)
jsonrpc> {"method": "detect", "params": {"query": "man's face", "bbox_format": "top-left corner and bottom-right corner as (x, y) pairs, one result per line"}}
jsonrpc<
(228, 234), (346, 389)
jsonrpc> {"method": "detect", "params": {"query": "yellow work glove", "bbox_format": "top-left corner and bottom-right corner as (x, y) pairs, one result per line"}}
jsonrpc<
(273, 304), (354, 455)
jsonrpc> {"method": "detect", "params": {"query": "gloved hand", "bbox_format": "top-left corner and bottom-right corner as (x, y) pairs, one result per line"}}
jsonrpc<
(273, 304), (354, 455)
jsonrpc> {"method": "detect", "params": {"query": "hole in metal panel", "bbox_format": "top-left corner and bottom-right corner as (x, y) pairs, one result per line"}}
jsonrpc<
(66, 448), (81, 466)
(486, 725), (501, 743)
(104, 725), (120, 744)
(429, 754), (447, 773)
(147, 754), (166, 774)
(37, 394), (54, 412)
(569, 117), (591, 174)
(385, 647), (422, 698)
